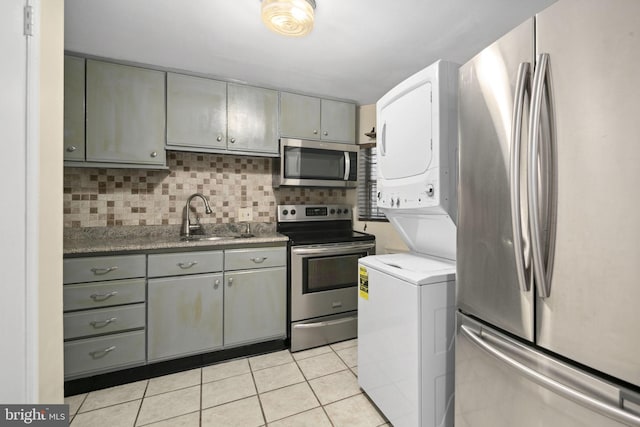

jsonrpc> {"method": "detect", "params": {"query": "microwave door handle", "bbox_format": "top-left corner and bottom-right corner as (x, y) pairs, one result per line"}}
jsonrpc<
(343, 152), (351, 180)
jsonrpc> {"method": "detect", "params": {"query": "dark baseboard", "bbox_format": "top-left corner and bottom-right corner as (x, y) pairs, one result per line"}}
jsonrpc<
(64, 339), (287, 397)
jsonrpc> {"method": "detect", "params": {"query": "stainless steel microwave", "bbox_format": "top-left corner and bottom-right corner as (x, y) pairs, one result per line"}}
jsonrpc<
(273, 138), (358, 188)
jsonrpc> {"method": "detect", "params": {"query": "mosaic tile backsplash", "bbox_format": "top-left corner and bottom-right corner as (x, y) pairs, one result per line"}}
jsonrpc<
(64, 151), (350, 228)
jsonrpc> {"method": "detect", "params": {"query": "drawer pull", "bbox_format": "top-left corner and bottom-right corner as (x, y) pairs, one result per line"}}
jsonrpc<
(90, 291), (118, 302)
(89, 317), (117, 328)
(251, 257), (268, 264)
(89, 345), (116, 359)
(90, 266), (119, 275)
(178, 261), (198, 269)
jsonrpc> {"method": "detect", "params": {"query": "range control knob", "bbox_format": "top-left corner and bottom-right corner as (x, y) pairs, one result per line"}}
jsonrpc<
(290, 209), (296, 215)
(330, 209), (336, 214)
(282, 209), (289, 215)
(343, 208), (349, 214)
(396, 198), (401, 207)
(390, 199), (395, 207)
(337, 209), (342, 214)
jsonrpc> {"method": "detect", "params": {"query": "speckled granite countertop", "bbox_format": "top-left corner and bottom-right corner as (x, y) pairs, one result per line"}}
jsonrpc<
(64, 223), (288, 256)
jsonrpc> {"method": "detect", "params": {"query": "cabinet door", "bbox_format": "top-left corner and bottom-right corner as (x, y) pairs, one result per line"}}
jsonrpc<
(64, 55), (85, 161)
(147, 273), (223, 362)
(166, 73), (227, 150)
(280, 92), (321, 139)
(86, 60), (166, 165)
(224, 267), (286, 347)
(321, 99), (356, 144)
(227, 84), (279, 154)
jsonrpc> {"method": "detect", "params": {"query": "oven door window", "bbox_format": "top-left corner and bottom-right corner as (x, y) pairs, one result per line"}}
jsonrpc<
(303, 252), (367, 294)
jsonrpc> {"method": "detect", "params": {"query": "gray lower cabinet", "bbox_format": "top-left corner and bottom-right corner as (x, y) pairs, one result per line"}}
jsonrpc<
(147, 273), (224, 362)
(224, 267), (287, 347)
(63, 254), (147, 379)
(147, 250), (224, 362)
(224, 246), (287, 347)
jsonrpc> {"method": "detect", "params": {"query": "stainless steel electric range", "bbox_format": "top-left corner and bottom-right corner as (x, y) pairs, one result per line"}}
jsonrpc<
(277, 204), (375, 352)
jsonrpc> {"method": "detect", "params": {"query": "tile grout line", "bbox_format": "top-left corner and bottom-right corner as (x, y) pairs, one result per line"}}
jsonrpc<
(248, 359), (268, 427)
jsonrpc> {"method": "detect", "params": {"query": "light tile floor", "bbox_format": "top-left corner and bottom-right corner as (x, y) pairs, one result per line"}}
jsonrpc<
(65, 339), (390, 427)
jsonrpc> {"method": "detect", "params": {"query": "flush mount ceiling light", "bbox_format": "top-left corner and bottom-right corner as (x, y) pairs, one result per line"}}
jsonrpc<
(261, 0), (316, 37)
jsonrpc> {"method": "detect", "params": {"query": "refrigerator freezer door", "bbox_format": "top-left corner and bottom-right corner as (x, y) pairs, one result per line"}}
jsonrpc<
(455, 314), (640, 427)
(457, 18), (535, 340)
(534, 0), (640, 387)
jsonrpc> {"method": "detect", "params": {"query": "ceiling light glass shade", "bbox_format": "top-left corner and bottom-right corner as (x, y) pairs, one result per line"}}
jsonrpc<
(261, 0), (316, 37)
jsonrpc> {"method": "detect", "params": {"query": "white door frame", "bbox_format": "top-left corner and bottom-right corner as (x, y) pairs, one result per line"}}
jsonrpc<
(0, 0), (40, 403)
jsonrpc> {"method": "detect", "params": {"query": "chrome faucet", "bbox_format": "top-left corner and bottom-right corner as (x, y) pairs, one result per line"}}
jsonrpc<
(181, 193), (213, 237)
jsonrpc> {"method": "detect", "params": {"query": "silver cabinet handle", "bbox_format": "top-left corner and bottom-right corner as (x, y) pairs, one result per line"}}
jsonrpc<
(66, 145), (77, 152)
(250, 257), (267, 264)
(313, 129), (318, 135)
(216, 135), (222, 142)
(528, 53), (557, 299)
(460, 324), (640, 426)
(230, 137), (236, 143)
(89, 317), (117, 328)
(228, 277), (233, 286)
(213, 279), (220, 289)
(510, 61), (532, 293)
(89, 345), (116, 359)
(177, 261), (198, 269)
(90, 266), (118, 275)
(90, 291), (118, 301)
(323, 131), (328, 136)
(150, 151), (158, 158)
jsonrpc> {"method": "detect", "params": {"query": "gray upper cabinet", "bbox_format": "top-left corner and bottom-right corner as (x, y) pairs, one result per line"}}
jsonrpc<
(63, 55), (85, 161)
(86, 60), (166, 166)
(280, 92), (321, 139)
(280, 92), (356, 144)
(320, 98), (356, 143)
(227, 83), (279, 154)
(166, 73), (227, 150)
(166, 75), (279, 156)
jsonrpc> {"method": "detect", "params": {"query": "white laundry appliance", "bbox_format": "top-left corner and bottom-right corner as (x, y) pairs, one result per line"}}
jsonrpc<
(357, 60), (458, 427)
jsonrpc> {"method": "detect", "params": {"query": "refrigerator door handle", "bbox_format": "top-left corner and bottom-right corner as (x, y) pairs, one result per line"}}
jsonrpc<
(510, 61), (532, 292)
(460, 324), (640, 426)
(528, 53), (556, 299)
(380, 122), (387, 156)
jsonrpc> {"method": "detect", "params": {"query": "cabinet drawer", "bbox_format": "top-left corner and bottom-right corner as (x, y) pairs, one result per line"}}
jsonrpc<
(63, 278), (145, 311)
(64, 304), (145, 340)
(148, 250), (223, 277)
(64, 330), (145, 379)
(64, 255), (146, 284)
(224, 247), (286, 271)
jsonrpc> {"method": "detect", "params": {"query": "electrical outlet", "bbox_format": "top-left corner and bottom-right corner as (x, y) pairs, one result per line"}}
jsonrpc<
(238, 207), (252, 221)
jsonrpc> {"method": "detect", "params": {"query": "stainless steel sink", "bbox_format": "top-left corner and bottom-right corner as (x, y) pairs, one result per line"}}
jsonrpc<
(180, 235), (230, 242)
(180, 233), (255, 242)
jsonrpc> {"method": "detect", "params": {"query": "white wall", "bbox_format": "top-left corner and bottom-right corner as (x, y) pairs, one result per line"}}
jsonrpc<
(351, 104), (408, 254)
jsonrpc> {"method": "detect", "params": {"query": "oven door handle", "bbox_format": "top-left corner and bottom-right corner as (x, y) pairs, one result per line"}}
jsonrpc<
(291, 242), (375, 256)
(293, 315), (358, 329)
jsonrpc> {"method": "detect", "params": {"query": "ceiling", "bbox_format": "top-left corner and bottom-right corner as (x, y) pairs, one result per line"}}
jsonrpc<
(64, 0), (556, 105)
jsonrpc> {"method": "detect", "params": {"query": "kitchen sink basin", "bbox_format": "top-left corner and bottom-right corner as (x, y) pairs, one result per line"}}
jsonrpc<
(180, 235), (229, 242)
(180, 233), (255, 242)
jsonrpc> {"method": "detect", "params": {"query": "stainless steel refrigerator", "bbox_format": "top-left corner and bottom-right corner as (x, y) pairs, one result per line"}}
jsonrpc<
(456, 0), (640, 425)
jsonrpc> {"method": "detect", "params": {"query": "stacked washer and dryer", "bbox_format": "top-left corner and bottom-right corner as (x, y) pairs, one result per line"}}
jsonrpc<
(357, 60), (458, 427)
